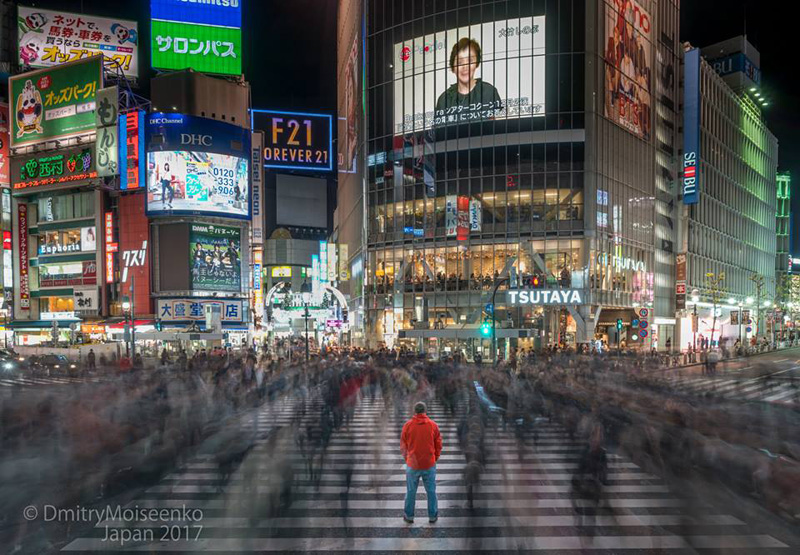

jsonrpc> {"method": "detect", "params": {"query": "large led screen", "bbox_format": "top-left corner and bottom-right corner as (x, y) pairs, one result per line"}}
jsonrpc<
(603, 0), (652, 141)
(146, 151), (249, 218)
(393, 17), (546, 135)
(190, 223), (241, 292)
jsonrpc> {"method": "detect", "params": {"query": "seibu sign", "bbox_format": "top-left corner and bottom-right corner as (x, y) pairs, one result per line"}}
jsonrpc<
(508, 289), (584, 306)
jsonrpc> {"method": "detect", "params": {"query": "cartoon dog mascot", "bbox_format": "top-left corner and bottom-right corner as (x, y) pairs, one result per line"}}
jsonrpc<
(18, 12), (48, 36)
(16, 80), (44, 138)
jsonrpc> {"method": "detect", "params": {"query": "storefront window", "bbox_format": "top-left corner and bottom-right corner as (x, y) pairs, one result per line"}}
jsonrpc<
(38, 226), (96, 255)
(37, 191), (94, 223)
(40, 296), (75, 312)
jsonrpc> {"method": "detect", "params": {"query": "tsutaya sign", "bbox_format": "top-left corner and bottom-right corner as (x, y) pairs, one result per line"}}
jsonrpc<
(508, 289), (583, 305)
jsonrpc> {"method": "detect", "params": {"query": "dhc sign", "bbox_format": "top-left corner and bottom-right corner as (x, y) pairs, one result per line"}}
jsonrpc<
(508, 289), (583, 306)
(683, 48), (701, 205)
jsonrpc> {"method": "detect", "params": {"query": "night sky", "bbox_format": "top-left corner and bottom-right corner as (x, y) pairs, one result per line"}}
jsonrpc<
(19, 0), (798, 249)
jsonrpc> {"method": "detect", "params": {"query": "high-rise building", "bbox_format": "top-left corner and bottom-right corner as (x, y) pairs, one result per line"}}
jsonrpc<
(678, 40), (778, 347)
(340, 0), (682, 356)
(777, 172), (791, 287)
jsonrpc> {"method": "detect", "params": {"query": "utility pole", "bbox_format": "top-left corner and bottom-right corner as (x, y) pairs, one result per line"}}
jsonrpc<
(130, 274), (136, 360)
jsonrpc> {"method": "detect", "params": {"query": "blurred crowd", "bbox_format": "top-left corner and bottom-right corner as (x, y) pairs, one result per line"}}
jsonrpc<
(1, 347), (799, 553)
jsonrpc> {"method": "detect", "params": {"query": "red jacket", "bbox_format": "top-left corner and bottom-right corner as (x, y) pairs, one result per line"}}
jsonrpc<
(401, 413), (442, 470)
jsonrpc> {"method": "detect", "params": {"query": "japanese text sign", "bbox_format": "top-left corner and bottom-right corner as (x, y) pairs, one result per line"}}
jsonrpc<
(9, 55), (102, 147)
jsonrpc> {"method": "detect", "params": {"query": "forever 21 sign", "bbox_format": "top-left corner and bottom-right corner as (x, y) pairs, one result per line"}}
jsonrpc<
(252, 110), (333, 172)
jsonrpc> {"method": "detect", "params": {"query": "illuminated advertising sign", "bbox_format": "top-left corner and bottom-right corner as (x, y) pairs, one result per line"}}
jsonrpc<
(8, 56), (102, 147)
(190, 223), (241, 292)
(95, 86), (119, 178)
(445, 195), (457, 237)
(0, 103), (9, 186)
(271, 266), (292, 278)
(17, 6), (139, 78)
(39, 260), (97, 288)
(38, 226), (96, 255)
(151, 0), (242, 28)
(3, 231), (12, 289)
(146, 113), (250, 219)
(157, 298), (244, 323)
(507, 289), (584, 305)
(457, 195), (470, 241)
(151, 0), (242, 77)
(251, 132), (264, 242)
(393, 17), (546, 135)
(11, 145), (96, 191)
(709, 53), (761, 85)
(604, 0), (652, 141)
(18, 204), (30, 309)
(252, 110), (333, 172)
(683, 48), (701, 205)
(119, 110), (145, 190)
(119, 194), (152, 313)
(105, 211), (115, 284)
(147, 151), (248, 218)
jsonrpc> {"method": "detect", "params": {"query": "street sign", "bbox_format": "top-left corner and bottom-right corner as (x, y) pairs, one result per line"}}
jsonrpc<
(638, 308), (649, 318)
(485, 303), (494, 314)
(639, 329), (648, 338)
(632, 319), (640, 327)
(639, 320), (648, 329)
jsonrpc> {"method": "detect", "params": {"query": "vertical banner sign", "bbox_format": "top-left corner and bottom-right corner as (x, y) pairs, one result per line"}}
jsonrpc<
(18, 204), (30, 309)
(251, 132), (264, 243)
(319, 241), (329, 286)
(457, 195), (470, 241)
(469, 199), (482, 232)
(445, 195), (458, 237)
(119, 195), (151, 313)
(312, 254), (320, 296)
(3, 231), (12, 289)
(338, 243), (349, 281)
(118, 110), (145, 189)
(328, 242), (337, 283)
(683, 48), (701, 205)
(95, 87), (119, 177)
(0, 103), (9, 186)
(105, 211), (116, 283)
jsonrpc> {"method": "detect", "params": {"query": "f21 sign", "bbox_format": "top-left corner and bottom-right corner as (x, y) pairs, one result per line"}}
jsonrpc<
(251, 110), (333, 172)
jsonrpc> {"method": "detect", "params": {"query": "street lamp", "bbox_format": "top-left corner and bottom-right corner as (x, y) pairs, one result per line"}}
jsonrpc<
(122, 298), (132, 357)
(300, 280), (312, 362)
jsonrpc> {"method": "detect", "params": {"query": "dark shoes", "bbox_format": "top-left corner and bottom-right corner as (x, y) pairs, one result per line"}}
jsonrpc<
(429, 516), (438, 523)
(403, 515), (414, 524)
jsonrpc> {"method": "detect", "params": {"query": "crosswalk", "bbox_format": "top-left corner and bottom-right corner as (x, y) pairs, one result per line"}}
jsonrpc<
(61, 393), (794, 553)
(665, 372), (800, 404)
(0, 373), (107, 388)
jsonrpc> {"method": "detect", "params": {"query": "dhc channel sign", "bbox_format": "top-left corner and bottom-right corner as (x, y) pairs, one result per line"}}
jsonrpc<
(683, 48), (701, 205)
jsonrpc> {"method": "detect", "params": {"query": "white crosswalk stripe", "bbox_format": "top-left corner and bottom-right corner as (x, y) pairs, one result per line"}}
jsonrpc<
(666, 373), (799, 404)
(61, 395), (792, 552)
(0, 374), (107, 388)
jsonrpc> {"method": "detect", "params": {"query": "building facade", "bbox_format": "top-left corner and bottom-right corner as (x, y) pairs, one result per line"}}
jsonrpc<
(348, 0), (681, 356)
(776, 171), (790, 286)
(678, 43), (778, 348)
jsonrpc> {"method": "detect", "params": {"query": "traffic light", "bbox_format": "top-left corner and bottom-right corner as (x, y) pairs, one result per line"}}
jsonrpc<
(481, 321), (492, 336)
(155, 318), (162, 331)
(616, 318), (623, 331)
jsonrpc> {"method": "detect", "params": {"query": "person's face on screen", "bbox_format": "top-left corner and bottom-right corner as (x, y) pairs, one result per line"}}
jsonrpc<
(454, 46), (479, 87)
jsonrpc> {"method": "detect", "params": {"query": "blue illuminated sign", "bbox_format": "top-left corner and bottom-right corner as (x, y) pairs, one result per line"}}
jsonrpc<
(683, 48), (701, 205)
(147, 113), (250, 157)
(151, 0), (242, 29)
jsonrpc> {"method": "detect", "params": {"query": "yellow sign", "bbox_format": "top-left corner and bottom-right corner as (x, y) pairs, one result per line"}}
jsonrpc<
(271, 266), (292, 278)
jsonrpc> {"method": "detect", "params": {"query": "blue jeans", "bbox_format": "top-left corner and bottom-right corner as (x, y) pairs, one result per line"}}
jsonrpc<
(404, 465), (437, 520)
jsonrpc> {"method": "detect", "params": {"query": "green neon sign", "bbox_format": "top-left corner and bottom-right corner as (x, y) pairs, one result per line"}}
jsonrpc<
(151, 20), (241, 75)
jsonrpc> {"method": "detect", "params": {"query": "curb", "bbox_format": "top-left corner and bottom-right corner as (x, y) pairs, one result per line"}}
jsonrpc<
(655, 345), (800, 372)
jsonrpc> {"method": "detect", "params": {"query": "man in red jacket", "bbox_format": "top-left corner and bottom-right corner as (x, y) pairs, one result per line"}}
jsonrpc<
(401, 401), (442, 523)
